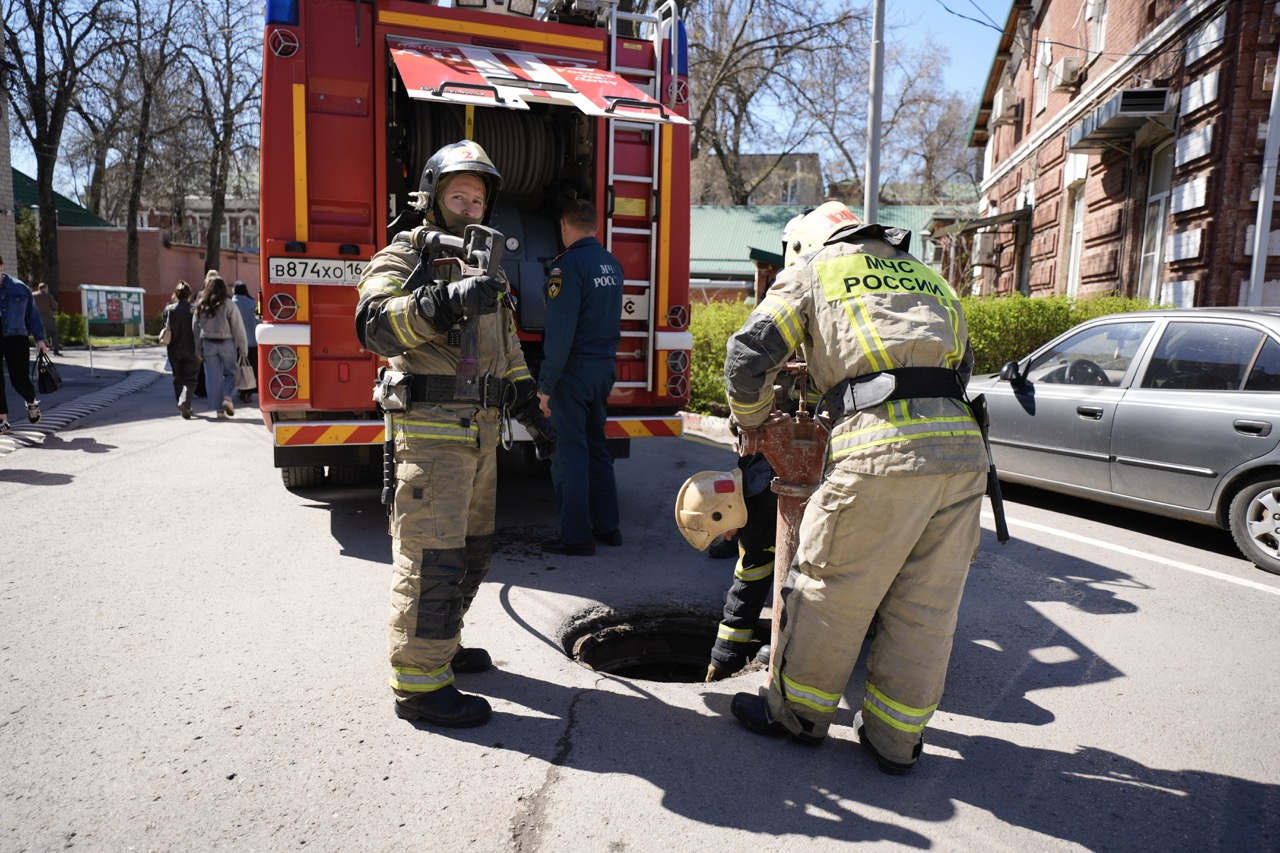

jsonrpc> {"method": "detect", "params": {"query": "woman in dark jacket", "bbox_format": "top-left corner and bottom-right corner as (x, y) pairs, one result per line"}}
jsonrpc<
(162, 281), (199, 418)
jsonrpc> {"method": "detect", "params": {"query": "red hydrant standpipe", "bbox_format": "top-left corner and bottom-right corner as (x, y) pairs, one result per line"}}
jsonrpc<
(735, 367), (830, 682)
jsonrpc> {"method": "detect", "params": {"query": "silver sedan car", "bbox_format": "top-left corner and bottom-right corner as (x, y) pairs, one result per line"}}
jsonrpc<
(967, 307), (1280, 574)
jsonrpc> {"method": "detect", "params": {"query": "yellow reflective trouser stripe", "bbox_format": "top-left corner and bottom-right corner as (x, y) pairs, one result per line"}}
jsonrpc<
(386, 294), (428, 350)
(390, 663), (454, 693)
(778, 667), (841, 715)
(394, 418), (480, 443)
(829, 417), (982, 460)
(717, 624), (753, 644)
(864, 683), (936, 733)
(734, 556), (773, 583)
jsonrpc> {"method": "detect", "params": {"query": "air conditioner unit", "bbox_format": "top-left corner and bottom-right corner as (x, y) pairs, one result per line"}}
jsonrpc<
(972, 233), (997, 266)
(1052, 56), (1080, 92)
(992, 85), (1020, 126)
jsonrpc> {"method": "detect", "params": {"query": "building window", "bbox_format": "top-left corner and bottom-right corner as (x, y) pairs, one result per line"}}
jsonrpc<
(1138, 142), (1174, 303)
(1035, 40), (1052, 115)
(1087, 0), (1107, 63)
(1065, 183), (1086, 297)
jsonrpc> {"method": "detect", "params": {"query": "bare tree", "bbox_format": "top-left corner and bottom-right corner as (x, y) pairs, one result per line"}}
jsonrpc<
(186, 0), (261, 274)
(3, 0), (123, 296)
(796, 31), (980, 205)
(685, 0), (868, 205)
(118, 0), (193, 288)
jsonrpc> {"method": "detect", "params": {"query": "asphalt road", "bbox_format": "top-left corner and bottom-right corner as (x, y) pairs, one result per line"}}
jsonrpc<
(2, 349), (1278, 852)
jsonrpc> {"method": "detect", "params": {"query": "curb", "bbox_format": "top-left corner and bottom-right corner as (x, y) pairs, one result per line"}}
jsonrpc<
(679, 410), (735, 445)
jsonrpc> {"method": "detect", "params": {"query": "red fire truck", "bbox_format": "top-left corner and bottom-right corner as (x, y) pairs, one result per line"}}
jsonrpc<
(258, 0), (692, 488)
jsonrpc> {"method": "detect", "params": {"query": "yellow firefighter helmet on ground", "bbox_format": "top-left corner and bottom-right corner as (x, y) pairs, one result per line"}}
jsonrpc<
(674, 468), (749, 551)
(782, 201), (863, 267)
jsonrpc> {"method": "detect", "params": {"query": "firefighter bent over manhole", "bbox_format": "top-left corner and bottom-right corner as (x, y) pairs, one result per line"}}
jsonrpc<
(564, 612), (767, 684)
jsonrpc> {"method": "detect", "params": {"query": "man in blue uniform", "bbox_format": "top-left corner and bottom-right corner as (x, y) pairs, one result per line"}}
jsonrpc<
(538, 199), (624, 556)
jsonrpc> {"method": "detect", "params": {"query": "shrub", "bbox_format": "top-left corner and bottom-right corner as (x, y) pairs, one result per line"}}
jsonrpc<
(687, 300), (753, 415)
(58, 314), (88, 346)
(962, 294), (1165, 374)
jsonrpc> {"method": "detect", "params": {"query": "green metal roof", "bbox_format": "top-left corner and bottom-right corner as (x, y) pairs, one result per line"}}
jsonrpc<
(12, 168), (114, 227)
(690, 204), (972, 277)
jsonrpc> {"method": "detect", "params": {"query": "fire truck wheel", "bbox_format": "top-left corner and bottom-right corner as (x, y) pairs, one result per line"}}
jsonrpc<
(522, 443), (551, 479)
(282, 465), (325, 490)
(329, 463), (380, 487)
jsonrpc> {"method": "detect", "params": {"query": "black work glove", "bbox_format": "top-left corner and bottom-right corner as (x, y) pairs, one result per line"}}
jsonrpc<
(412, 270), (505, 333)
(526, 413), (557, 460)
(511, 401), (555, 460)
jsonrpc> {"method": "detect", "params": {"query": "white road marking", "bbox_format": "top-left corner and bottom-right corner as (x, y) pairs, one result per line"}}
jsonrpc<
(983, 513), (1280, 596)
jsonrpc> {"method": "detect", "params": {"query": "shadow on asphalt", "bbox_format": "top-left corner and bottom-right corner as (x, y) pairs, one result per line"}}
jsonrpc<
(407, 657), (1278, 850)
(1000, 481), (1241, 560)
(0, 468), (76, 486)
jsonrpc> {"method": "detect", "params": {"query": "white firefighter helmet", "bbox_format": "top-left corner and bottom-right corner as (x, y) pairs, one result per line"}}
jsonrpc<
(782, 201), (862, 267)
(674, 468), (749, 551)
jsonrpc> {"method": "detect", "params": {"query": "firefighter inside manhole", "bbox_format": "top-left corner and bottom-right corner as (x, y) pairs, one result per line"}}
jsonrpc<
(566, 613), (769, 684)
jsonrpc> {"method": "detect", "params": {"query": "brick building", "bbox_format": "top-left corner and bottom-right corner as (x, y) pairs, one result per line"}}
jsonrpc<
(964, 0), (1280, 307)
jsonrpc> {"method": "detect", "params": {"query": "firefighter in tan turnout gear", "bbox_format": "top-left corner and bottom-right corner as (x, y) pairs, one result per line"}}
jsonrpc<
(723, 202), (989, 774)
(355, 140), (552, 728)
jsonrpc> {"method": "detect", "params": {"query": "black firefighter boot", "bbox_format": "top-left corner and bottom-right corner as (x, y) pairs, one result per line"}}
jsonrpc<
(395, 685), (492, 727)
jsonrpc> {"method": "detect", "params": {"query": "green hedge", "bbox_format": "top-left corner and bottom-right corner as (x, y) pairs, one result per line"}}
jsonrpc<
(960, 294), (1164, 374)
(688, 300), (753, 416)
(685, 294), (1165, 414)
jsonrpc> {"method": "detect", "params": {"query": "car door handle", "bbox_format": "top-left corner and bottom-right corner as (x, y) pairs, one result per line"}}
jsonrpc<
(1234, 419), (1273, 437)
(1076, 406), (1104, 420)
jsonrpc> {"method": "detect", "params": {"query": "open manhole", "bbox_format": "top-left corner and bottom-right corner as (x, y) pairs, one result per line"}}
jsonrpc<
(564, 611), (767, 683)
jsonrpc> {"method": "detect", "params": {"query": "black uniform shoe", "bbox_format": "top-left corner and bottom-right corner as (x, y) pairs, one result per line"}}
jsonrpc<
(594, 530), (623, 547)
(542, 538), (595, 556)
(854, 711), (920, 775)
(730, 692), (823, 745)
(451, 645), (493, 674)
(394, 685), (491, 727)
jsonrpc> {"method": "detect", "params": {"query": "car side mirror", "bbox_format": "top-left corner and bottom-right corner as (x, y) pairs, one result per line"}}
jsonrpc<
(999, 360), (1024, 385)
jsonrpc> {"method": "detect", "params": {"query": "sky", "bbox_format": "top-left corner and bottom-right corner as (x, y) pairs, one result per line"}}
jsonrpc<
(888, 0), (1007, 101)
(8, 0), (1009, 198)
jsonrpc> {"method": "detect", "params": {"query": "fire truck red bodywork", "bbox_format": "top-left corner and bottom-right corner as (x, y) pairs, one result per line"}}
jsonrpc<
(259, 0), (692, 485)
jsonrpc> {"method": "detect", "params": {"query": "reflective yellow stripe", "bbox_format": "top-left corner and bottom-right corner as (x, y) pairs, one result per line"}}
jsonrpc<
(729, 394), (772, 422)
(394, 418), (480, 443)
(849, 295), (892, 370)
(778, 667), (841, 714)
(387, 295), (427, 348)
(390, 663), (454, 693)
(864, 683), (936, 733)
(292, 83), (308, 242)
(734, 557), (773, 583)
(758, 293), (804, 352)
(505, 363), (531, 382)
(829, 416), (982, 460)
(717, 624), (753, 644)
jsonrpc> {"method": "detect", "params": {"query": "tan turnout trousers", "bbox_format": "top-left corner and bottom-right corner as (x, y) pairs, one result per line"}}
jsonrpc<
(767, 465), (987, 764)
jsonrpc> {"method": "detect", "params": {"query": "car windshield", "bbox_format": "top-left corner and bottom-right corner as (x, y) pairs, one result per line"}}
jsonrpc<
(1025, 320), (1154, 386)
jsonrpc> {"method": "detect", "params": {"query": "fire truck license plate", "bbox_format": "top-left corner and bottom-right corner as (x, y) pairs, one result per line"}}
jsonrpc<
(268, 258), (367, 286)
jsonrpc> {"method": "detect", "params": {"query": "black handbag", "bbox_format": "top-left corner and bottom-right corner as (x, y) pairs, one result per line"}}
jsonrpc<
(32, 351), (63, 394)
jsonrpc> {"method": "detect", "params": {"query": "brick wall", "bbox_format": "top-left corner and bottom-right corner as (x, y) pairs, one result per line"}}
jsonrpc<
(58, 228), (261, 320)
(976, 0), (1278, 306)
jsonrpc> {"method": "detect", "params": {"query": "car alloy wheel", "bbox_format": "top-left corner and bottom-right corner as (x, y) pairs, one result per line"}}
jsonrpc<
(1229, 476), (1280, 575)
